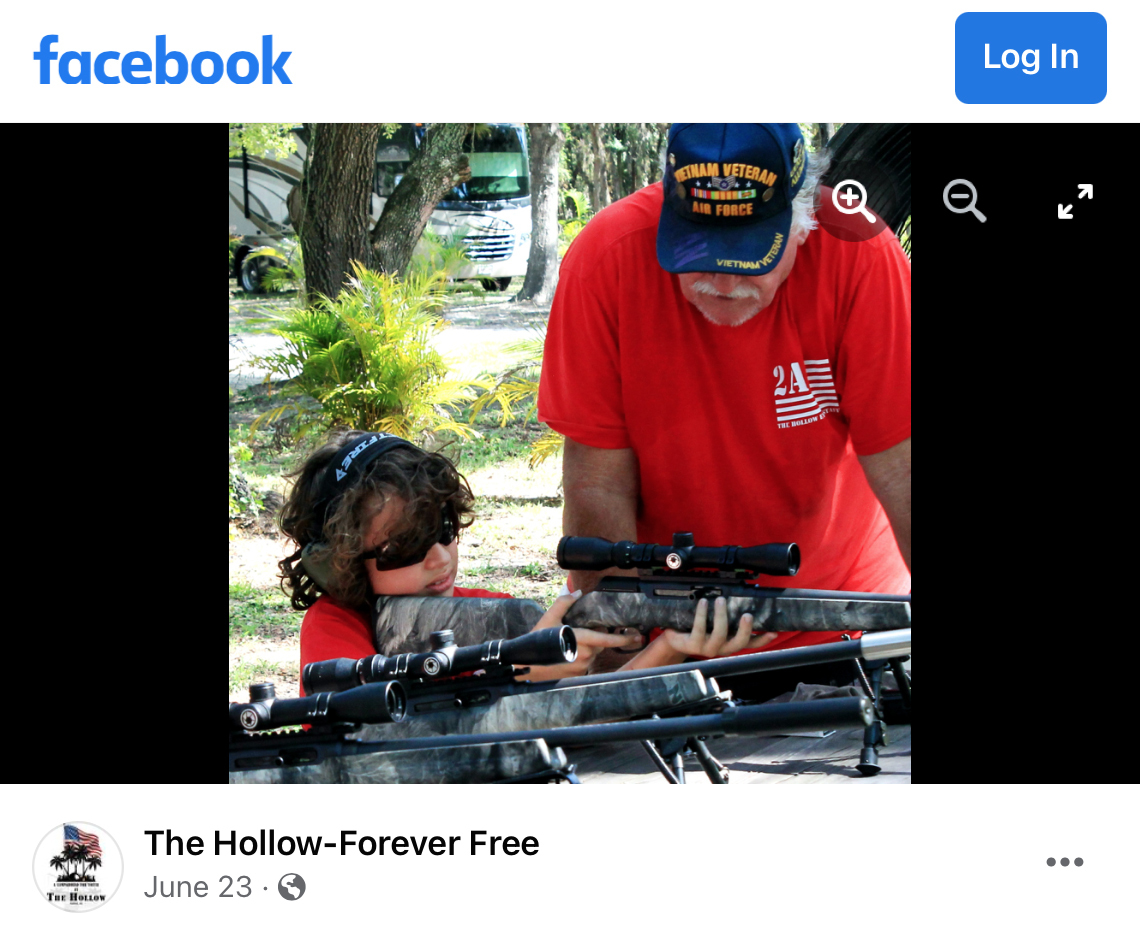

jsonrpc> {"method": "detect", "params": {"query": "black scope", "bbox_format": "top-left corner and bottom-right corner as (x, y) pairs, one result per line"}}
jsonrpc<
(302, 624), (578, 695)
(229, 679), (406, 733)
(557, 532), (800, 577)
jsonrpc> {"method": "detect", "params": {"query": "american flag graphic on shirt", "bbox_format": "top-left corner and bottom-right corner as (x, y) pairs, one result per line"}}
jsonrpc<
(774, 358), (839, 426)
(64, 824), (102, 858)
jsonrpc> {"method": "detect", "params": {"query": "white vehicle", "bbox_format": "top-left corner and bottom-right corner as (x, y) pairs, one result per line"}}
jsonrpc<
(229, 123), (532, 292)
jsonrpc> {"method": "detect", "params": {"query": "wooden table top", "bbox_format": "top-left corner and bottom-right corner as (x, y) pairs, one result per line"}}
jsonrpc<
(564, 722), (911, 784)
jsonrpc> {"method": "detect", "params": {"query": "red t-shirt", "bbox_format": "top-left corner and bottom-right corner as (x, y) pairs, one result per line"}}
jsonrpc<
(298, 587), (512, 696)
(538, 182), (910, 652)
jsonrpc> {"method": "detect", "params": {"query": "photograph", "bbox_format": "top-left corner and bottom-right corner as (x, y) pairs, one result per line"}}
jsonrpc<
(228, 121), (912, 784)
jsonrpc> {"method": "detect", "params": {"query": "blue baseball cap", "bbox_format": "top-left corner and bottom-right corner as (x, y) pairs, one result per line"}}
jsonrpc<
(657, 123), (808, 276)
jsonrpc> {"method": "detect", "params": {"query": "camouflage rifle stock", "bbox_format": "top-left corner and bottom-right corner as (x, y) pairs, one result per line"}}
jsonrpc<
(371, 534), (908, 651)
(371, 582), (909, 651)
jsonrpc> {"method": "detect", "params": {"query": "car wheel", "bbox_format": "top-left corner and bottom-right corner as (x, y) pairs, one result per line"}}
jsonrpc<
(495, 277), (511, 291)
(240, 255), (270, 294)
(232, 246), (250, 280)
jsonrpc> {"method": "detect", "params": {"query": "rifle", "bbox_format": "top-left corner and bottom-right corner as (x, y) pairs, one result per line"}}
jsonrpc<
(371, 534), (910, 654)
(297, 627), (911, 745)
(229, 694), (877, 784)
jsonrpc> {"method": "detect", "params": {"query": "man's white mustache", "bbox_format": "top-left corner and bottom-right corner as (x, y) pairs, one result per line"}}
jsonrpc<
(688, 281), (761, 299)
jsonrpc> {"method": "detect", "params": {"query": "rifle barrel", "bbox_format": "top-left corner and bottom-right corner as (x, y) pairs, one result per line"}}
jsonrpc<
(329, 696), (874, 754)
(532, 628), (911, 691)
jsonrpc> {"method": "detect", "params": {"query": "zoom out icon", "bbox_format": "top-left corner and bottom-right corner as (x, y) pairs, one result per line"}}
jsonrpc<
(943, 179), (987, 223)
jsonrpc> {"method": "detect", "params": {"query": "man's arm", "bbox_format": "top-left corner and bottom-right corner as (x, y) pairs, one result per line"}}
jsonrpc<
(561, 438), (640, 593)
(857, 436), (911, 572)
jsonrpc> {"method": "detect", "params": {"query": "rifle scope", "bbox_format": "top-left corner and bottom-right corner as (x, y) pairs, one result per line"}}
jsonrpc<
(303, 625), (578, 695)
(229, 680), (406, 733)
(557, 533), (800, 577)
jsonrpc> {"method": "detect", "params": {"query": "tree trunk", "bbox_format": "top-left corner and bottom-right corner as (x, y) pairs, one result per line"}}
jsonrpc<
(609, 125), (624, 202)
(515, 123), (565, 305)
(297, 123), (381, 303)
(814, 122), (837, 150)
(589, 123), (610, 213)
(370, 123), (472, 277)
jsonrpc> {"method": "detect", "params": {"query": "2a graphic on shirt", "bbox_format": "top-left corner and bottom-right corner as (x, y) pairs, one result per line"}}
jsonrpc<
(773, 359), (838, 428)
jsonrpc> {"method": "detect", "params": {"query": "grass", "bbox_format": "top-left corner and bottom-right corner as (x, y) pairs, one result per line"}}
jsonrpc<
(229, 582), (300, 639)
(228, 583), (302, 699)
(230, 658), (300, 694)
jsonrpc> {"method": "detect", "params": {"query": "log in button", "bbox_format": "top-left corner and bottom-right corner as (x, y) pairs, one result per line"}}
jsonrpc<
(955, 13), (1107, 104)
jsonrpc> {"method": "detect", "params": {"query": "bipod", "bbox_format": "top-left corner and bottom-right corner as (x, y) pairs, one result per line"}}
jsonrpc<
(882, 656), (912, 723)
(639, 719), (730, 784)
(843, 633), (890, 776)
(640, 736), (683, 783)
(687, 736), (730, 783)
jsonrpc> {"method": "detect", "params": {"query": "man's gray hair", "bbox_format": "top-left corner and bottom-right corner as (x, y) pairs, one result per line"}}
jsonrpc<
(790, 146), (832, 238)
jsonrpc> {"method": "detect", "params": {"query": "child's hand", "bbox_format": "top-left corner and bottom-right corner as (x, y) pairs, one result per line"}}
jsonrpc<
(523, 595), (643, 679)
(660, 596), (777, 658)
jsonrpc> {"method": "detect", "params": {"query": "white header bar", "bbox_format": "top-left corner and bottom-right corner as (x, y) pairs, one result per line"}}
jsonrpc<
(2, 1), (1136, 121)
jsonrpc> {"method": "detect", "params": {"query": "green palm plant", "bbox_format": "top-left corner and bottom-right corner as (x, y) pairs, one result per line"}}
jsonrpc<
(258, 238), (305, 297)
(251, 262), (484, 442)
(469, 324), (562, 467)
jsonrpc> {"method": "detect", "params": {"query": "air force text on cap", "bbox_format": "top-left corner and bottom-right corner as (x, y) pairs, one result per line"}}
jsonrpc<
(33, 35), (292, 84)
(954, 13), (1107, 104)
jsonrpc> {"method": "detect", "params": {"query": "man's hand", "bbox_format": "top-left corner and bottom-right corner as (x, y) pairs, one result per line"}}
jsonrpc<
(522, 594), (644, 680)
(614, 596), (779, 672)
(858, 436), (911, 571)
(660, 596), (776, 658)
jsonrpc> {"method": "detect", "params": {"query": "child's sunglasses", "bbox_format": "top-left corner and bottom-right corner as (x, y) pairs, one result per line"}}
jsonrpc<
(361, 502), (459, 571)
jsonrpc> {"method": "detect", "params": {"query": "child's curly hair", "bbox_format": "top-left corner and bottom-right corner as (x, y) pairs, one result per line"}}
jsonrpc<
(277, 430), (475, 610)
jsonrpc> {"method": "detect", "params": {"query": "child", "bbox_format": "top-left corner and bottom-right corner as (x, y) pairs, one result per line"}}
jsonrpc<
(279, 430), (683, 692)
(279, 431), (764, 691)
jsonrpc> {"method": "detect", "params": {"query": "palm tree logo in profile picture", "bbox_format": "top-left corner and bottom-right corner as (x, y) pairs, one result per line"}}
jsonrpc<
(49, 825), (103, 883)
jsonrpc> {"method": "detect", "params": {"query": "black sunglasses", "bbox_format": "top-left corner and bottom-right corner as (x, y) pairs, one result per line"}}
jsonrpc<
(362, 503), (458, 571)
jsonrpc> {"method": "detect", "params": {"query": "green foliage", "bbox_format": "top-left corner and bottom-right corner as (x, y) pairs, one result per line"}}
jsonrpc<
(229, 230), (243, 274)
(408, 230), (472, 283)
(256, 239), (306, 297)
(249, 263), (485, 443)
(897, 215), (911, 258)
(561, 124), (670, 208)
(559, 217), (590, 258)
(557, 189), (592, 258)
(228, 123), (300, 159)
(561, 189), (589, 220)
(469, 325), (561, 467)
(229, 440), (261, 530)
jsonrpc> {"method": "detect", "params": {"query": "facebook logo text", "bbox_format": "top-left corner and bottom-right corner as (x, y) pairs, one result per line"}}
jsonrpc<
(33, 35), (292, 85)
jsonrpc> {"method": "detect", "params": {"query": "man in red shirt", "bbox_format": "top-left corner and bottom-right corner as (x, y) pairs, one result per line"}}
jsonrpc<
(538, 123), (910, 672)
